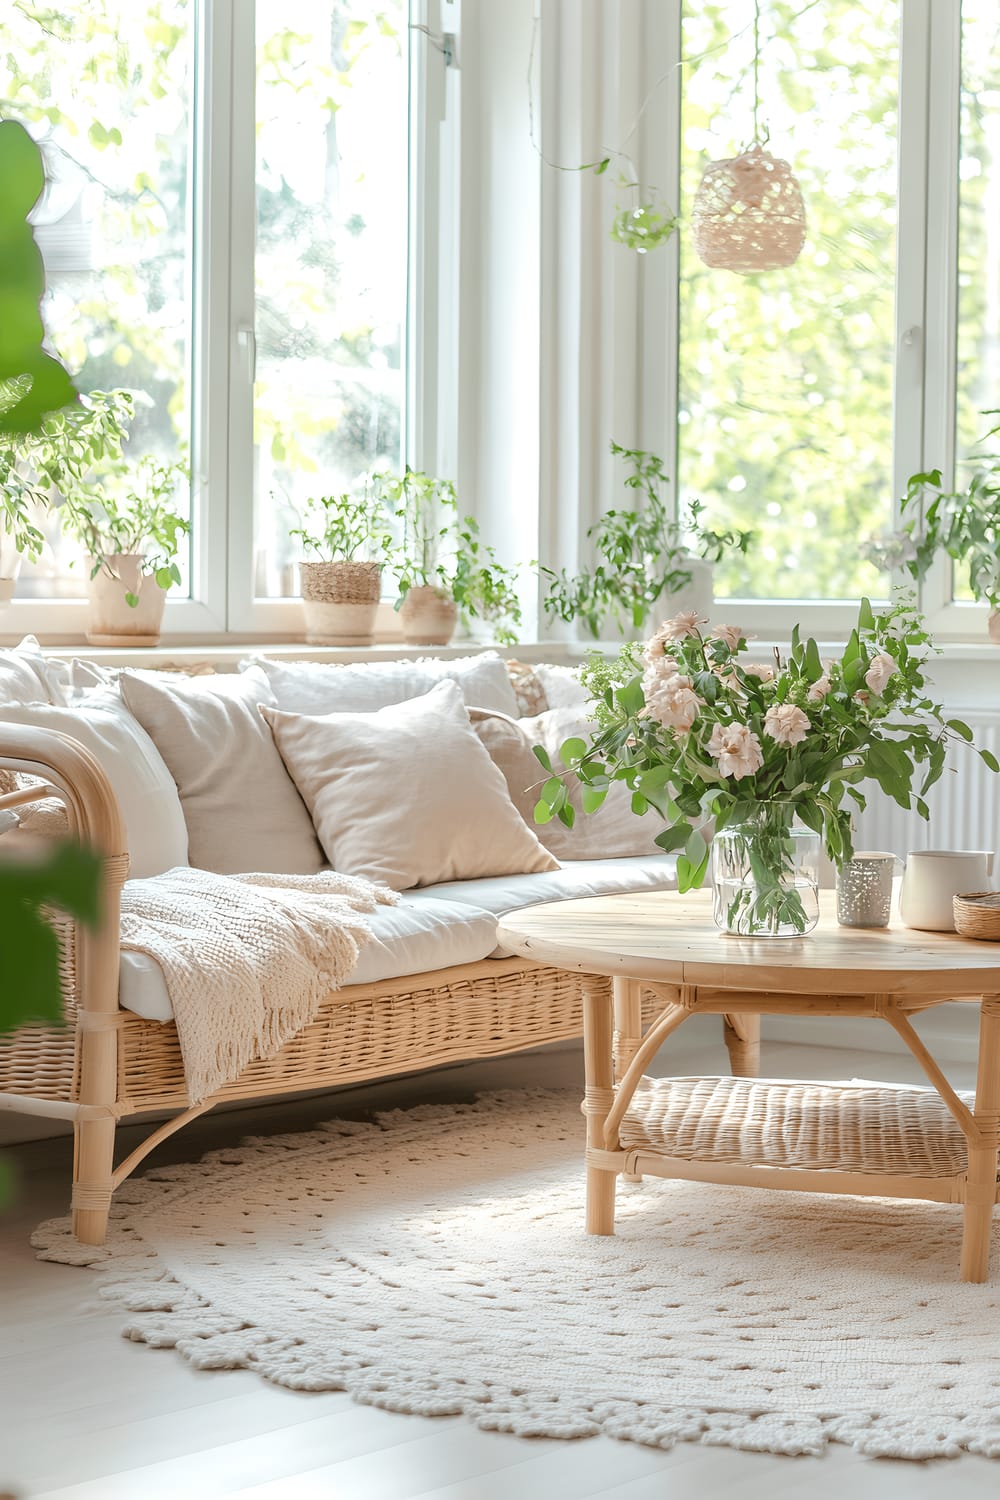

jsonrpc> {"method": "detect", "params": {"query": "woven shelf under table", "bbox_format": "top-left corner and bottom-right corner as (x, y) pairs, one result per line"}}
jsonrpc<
(620, 1075), (977, 1180)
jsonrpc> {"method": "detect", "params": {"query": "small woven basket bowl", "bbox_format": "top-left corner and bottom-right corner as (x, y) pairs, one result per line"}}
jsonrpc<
(953, 891), (1000, 940)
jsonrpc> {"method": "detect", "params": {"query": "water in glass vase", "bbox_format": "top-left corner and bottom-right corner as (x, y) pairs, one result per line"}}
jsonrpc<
(712, 806), (820, 937)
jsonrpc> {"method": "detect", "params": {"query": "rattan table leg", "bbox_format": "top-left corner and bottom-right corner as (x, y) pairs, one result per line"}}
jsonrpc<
(723, 1010), (760, 1076)
(961, 997), (1000, 1283)
(583, 973), (617, 1235)
(613, 978), (644, 1181)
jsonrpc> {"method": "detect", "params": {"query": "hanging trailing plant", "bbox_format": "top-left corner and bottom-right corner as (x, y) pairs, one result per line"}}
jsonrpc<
(526, 23), (678, 256)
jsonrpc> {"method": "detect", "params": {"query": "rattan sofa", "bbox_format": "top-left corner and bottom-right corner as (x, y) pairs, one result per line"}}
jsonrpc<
(0, 711), (753, 1250)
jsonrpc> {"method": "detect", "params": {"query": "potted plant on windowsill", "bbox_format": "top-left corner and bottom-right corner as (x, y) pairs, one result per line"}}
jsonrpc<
(0, 379), (48, 604)
(0, 382), (134, 606)
(883, 415), (1000, 637)
(62, 455), (190, 646)
(289, 488), (394, 646)
(376, 468), (523, 646)
(540, 440), (754, 641)
(34, 388), (189, 645)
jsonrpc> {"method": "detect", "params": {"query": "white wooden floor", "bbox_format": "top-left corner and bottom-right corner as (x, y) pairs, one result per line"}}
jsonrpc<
(2, 1020), (998, 1500)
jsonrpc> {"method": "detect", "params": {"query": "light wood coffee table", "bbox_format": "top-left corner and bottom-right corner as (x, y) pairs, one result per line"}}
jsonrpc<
(496, 889), (1000, 1282)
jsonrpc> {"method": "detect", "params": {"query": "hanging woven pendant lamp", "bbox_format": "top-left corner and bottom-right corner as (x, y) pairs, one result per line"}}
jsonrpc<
(691, 2), (806, 274)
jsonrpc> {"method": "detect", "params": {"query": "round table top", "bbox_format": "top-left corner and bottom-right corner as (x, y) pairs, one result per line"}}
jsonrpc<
(496, 890), (1000, 998)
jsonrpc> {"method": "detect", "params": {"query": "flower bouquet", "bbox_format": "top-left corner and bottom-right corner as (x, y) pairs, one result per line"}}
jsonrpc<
(533, 599), (998, 936)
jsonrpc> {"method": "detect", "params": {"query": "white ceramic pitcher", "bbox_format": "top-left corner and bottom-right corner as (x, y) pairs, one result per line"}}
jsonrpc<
(899, 849), (995, 932)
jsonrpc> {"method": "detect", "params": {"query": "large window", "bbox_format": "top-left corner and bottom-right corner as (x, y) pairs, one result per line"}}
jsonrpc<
(5, 0), (194, 601)
(952, 0), (1000, 603)
(678, 1), (898, 605)
(1, 0), (996, 645)
(3, 0), (407, 636)
(252, 2), (407, 600)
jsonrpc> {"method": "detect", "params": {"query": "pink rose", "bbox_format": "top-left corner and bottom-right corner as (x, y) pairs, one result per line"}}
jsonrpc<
(707, 721), (764, 780)
(807, 674), (831, 701)
(660, 609), (705, 641)
(711, 623), (745, 653)
(763, 703), (810, 747)
(641, 630), (679, 673)
(864, 652), (897, 695)
(643, 670), (700, 732)
(743, 663), (774, 682)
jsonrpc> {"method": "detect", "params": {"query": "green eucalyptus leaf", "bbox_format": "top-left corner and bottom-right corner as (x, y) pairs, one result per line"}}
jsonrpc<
(559, 737), (587, 766)
(654, 822), (691, 853)
(581, 785), (608, 814)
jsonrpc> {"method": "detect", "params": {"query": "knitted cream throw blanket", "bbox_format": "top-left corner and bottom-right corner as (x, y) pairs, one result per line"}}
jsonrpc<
(119, 869), (399, 1104)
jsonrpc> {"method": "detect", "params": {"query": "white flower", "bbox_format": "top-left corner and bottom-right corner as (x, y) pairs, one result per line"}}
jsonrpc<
(707, 722), (764, 780)
(743, 663), (774, 682)
(807, 674), (831, 701)
(763, 703), (811, 747)
(711, 623), (745, 653)
(643, 669), (700, 732)
(660, 609), (705, 641)
(864, 652), (897, 695)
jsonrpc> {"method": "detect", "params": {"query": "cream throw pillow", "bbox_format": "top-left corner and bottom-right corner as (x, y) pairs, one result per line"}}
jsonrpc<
(0, 689), (189, 876)
(242, 651), (520, 717)
(120, 669), (324, 875)
(261, 680), (558, 890)
(469, 705), (662, 860)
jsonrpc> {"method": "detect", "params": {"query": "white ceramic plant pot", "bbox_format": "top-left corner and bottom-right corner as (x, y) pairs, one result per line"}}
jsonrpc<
(657, 557), (714, 627)
(86, 555), (167, 646)
(0, 527), (21, 606)
(299, 561), (382, 646)
(398, 585), (458, 646)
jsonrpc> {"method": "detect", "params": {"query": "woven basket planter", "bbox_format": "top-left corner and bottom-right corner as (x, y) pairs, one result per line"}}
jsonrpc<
(86, 554), (167, 647)
(692, 143), (806, 274)
(299, 560), (382, 646)
(398, 584), (457, 646)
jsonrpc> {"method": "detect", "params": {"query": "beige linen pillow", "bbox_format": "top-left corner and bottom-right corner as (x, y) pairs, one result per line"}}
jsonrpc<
(260, 680), (558, 890)
(120, 669), (324, 875)
(469, 705), (662, 860)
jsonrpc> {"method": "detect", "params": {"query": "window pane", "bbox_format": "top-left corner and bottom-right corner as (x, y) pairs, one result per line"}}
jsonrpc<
(5, 1), (193, 599)
(678, 1), (898, 602)
(953, 0), (1000, 602)
(253, 1), (407, 599)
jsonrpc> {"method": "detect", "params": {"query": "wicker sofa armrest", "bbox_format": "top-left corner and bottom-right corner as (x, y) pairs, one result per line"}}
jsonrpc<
(0, 723), (129, 1022)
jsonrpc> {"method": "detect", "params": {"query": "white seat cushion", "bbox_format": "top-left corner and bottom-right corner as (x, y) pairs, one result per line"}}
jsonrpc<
(118, 892), (501, 1022)
(422, 855), (679, 954)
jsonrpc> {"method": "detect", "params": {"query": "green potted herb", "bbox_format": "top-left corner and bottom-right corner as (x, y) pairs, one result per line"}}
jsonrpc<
(42, 389), (189, 645)
(894, 414), (1000, 636)
(541, 441), (754, 640)
(376, 468), (523, 646)
(289, 488), (395, 646)
(0, 383), (138, 606)
(0, 376), (52, 603)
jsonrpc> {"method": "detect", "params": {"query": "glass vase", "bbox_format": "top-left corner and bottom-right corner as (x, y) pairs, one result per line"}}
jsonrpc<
(711, 805), (821, 937)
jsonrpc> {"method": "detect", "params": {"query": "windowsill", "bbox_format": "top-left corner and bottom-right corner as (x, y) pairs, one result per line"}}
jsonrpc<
(30, 639), (578, 669)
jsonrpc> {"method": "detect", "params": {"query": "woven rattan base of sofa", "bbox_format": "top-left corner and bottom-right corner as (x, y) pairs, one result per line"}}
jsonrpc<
(619, 1074), (978, 1180)
(115, 958), (592, 1114)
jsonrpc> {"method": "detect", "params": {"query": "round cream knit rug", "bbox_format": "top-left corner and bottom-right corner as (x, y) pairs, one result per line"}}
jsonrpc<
(32, 1089), (1000, 1461)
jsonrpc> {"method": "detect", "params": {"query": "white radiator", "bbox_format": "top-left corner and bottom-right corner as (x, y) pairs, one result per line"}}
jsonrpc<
(854, 711), (1000, 859)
